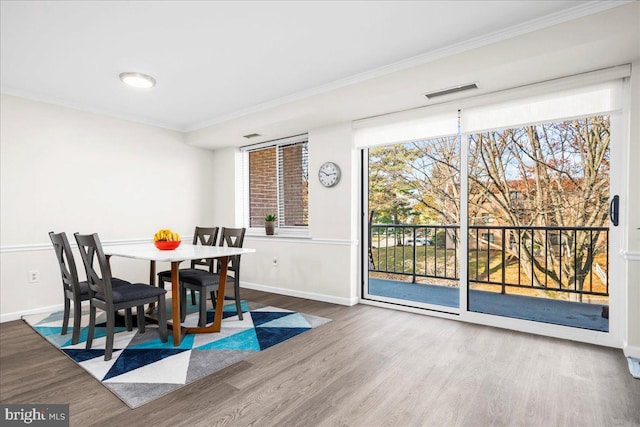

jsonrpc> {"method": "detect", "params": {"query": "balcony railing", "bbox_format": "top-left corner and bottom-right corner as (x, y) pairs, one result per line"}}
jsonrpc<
(369, 224), (609, 298)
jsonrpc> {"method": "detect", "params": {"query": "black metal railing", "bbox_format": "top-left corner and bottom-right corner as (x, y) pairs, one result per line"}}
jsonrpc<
(369, 224), (609, 298)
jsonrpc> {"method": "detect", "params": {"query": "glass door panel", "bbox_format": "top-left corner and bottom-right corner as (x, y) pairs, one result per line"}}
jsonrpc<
(466, 116), (611, 331)
(365, 137), (460, 311)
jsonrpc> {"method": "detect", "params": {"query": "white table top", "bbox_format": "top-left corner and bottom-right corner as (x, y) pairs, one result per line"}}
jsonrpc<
(104, 243), (255, 262)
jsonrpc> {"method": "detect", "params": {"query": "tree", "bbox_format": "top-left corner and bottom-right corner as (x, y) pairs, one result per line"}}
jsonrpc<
(368, 145), (421, 225)
(468, 116), (610, 299)
(369, 137), (461, 226)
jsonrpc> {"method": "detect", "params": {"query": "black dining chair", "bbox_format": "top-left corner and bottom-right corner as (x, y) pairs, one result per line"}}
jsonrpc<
(74, 232), (168, 361)
(156, 226), (219, 317)
(180, 227), (246, 326)
(49, 231), (133, 345)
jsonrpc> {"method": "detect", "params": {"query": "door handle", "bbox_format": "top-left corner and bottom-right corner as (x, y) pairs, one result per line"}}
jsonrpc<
(610, 195), (619, 227)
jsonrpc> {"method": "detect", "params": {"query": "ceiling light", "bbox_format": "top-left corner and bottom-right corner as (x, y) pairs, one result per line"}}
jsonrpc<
(243, 133), (262, 139)
(119, 72), (156, 89)
(424, 83), (478, 99)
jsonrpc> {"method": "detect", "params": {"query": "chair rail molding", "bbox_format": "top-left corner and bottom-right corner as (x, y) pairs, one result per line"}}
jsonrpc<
(0, 236), (195, 253)
(244, 235), (358, 246)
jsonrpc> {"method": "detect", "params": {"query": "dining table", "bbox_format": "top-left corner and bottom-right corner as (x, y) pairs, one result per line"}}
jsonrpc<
(104, 243), (255, 346)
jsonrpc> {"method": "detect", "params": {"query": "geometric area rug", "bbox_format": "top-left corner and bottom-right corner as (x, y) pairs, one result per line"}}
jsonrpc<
(22, 297), (331, 408)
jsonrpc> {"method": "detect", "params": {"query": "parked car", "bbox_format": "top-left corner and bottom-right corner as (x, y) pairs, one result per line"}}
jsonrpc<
(404, 238), (432, 246)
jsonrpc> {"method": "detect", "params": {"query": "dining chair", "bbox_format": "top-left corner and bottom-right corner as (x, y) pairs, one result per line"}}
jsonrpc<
(180, 227), (246, 326)
(49, 231), (134, 345)
(74, 232), (168, 361)
(156, 226), (219, 317)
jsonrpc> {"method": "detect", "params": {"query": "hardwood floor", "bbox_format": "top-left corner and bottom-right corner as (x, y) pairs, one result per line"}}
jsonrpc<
(2, 288), (639, 426)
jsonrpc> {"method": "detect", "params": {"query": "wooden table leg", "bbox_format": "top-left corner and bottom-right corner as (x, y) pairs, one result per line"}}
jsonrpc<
(186, 255), (228, 334)
(171, 261), (183, 345)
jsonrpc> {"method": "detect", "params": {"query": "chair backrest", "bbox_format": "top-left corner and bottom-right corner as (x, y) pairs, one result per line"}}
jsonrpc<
(74, 233), (114, 301)
(49, 231), (82, 298)
(218, 227), (246, 274)
(190, 226), (219, 271)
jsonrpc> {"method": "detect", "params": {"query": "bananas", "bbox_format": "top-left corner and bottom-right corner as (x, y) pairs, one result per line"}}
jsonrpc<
(153, 229), (181, 242)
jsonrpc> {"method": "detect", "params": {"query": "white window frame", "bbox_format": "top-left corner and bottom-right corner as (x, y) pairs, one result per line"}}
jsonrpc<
(241, 134), (310, 237)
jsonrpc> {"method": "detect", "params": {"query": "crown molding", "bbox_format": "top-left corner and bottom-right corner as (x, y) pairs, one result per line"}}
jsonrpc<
(0, 89), (186, 133)
(185, 1), (630, 133)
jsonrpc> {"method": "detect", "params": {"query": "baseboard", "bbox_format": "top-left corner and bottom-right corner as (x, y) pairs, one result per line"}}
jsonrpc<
(241, 281), (358, 306)
(1, 303), (65, 323)
(1, 282), (357, 322)
(623, 343), (640, 359)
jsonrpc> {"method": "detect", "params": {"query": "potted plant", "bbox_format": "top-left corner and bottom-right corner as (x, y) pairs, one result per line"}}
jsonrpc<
(264, 213), (276, 235)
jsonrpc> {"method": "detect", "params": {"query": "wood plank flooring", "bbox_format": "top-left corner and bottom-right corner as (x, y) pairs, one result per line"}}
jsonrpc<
(1, 289), (639, 426)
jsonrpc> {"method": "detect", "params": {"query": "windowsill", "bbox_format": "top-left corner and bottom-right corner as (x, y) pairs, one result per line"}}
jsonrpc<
(245, 228), (311, 240)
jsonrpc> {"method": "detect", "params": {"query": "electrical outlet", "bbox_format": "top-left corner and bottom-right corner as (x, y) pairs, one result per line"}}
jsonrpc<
(272, 257), (278, 267)
(28, 270), (40, 284)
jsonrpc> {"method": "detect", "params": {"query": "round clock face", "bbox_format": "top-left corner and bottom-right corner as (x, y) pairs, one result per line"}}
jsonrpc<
(318, 161), (341, 187)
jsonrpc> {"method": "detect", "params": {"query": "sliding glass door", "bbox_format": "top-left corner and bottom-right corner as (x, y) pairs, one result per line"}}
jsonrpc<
(358, 67), (627, 344)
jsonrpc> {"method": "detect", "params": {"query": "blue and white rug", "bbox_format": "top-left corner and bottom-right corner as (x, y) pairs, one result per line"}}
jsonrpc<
(22, 298), (330, 408)
(628, 357), (640, 379)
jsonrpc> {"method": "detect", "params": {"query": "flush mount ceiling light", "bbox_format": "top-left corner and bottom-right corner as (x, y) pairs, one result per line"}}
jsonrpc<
(119, 72), (156, 89)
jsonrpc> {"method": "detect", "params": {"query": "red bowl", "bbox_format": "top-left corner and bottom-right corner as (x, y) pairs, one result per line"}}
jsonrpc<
(154, 240), (181, 250)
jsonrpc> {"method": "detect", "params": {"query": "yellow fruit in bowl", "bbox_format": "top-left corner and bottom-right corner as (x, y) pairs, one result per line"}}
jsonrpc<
(153, 229), (181, 242)
(153, 228), (181, 250)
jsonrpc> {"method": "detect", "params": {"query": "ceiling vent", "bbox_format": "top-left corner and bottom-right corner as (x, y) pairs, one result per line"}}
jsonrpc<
(243, 133), (262, 139)
(424, 83), (478, 99)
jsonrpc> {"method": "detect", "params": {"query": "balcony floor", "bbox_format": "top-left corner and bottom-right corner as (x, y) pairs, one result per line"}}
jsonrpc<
(368, 278), (608, 332)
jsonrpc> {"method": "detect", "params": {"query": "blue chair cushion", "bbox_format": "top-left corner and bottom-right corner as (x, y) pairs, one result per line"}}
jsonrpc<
(96, 283), (166, 304)
(112, 277), (132, 288)
(77, 281), (90, 296)
(158, 268), (211, 280)
(181, 272), (234, 288)
(78, 277), (130, 296)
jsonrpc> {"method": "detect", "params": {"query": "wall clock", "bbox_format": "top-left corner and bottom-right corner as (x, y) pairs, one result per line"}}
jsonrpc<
(318, 161), (341, 187)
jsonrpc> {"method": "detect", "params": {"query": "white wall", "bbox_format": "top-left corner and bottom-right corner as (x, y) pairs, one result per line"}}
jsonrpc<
(0, 94), (217, 319)
(208, 123), (359, 305)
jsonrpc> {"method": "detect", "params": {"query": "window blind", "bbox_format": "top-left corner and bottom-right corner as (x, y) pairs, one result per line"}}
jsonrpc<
(460, 67), (628, 134)
(353, 65), (630, 146)
(353, 101), (459, 148)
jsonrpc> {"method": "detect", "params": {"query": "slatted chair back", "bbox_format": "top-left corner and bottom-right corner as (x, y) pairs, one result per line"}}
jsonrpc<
(49, 231), (82, 299)
(190, 226), (219, 272)
(74, 233), (114, 302)
(217, 227), (246, 274)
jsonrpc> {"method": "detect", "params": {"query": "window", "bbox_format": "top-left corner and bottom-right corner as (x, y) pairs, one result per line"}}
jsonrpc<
(242, 134), (309, 232)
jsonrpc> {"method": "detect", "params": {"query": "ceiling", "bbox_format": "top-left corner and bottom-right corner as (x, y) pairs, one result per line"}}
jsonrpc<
(1, 1), (637, 149)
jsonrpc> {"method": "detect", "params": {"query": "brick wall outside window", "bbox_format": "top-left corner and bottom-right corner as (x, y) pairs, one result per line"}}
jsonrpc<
(248, 141), (308, 228)
(249, 147), (277, 227)
(280, 143), (308, 226)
